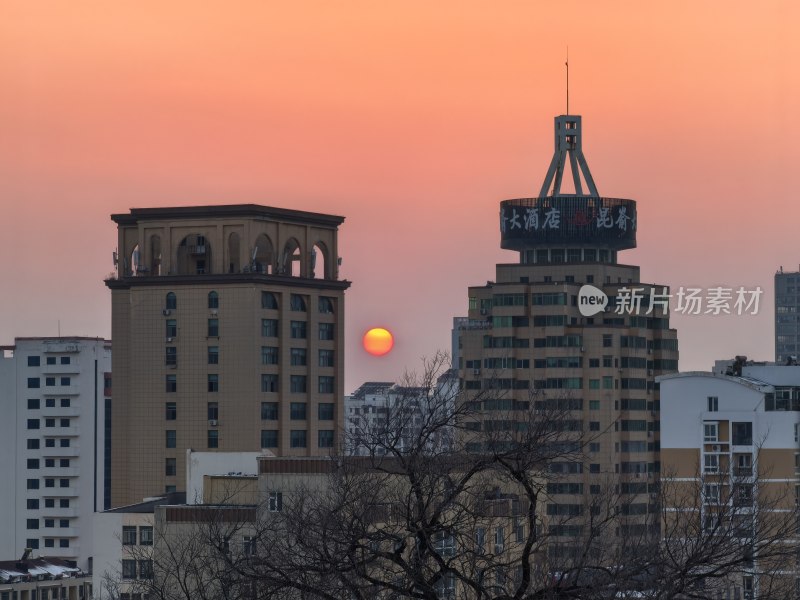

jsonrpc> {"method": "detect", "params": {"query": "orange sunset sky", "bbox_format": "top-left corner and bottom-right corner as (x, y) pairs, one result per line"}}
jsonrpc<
(1, 2), (798, 391)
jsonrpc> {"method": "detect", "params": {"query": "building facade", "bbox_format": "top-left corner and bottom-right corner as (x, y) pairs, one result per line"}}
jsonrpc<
(775, 267), (800, 364)
(0, 337), (111, 572)
(457, 114), (679, 556)
(0, 556), (92, 600)
(105, 204), (349, 508)
(660, 362), (800, 598)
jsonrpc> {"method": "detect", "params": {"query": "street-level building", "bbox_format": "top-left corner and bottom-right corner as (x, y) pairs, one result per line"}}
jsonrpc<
(0, 337), (111, 572)
(105, 204), (349, 507)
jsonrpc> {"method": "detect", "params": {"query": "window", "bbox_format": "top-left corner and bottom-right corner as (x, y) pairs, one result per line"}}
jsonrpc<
(166, 319), (177, 338)
(45, 398), (55, 407)
(704, 454), (719, 473)
(208, 374), (219, 392)
(290, 321), (307, 339)
(589, 379), (600, 390)
(208, 318), (219, 337)
(318, 430), (334, 448)
(27, 439), (40, 449)
(290, 294), (307, 311)
(45, 438), (55, 447)
(319, 349), (334, 367)
(707, 396), (719, 412)
(45, 418), (55, 427)
(59, 459), (69, 467)
(27, 479), (39, 490)
(46, 356), (56, 365)
(703, 422), (718, 442)
(261, 402), (278, 420)
(27, 519), (39, 530)
(59, 438), (70, 447)
(319, 323), (334, 340)
(166, 430), (176, 448)
(165, 347), (177, 366)
(262, 319), (278, 337)
(27, 398), (40, 410)
(60, 418), (69, 427)
(589, 400), (600, 410)
(59, 499), (69, 508)
(261, 292), (278, 309)
(261, 374), (278, 393)
(45, 459), (54, 467)
(166, 374), (176, 393)
(166, 292), (177, 309)
(290, 403), (307, 420)
(122, 526), (137, 545)
(589, 422), (600, 431)
(208, 430), (219, 448)
(27, 499), (39, 510)
(208, 346), (219, 364)
(207, 402), (219, 420)
(60, 398), (69, 407)
(268, 491), (283, 512)
(45, 538), (54, 548)
(58, 377), (69, 387)
(290, 375), (307, 393)
(27, 459), (40, 469)
(261, 429), (278, 448)
(60, 478), (69, 487)
(165, 458), (177, 476)
(208, 291), (219, 309)
(139, 559), (153, 580)
(318, 297), (334, 313)
(603, 376), (613, 389)
(704, 484), (720, 504)
(290, 430), (307, 448)
(494, 526), (505, 554)
(602, 334), (613, 347)
(26, 538), (39, 550)
(28, 355), (40, 366)
(122, 559), (136, 580)
(28, 378), (40, 389)
(290, 348), (307, 366)
(318, 403), (334, 420)
(27, 418), (40, 430)
(165, 402), (177, 420)
(732, 422), (753, 446)
(140, 526), (153, 546)
(262, 346), (278, 365)
(318, 376), (335, 394)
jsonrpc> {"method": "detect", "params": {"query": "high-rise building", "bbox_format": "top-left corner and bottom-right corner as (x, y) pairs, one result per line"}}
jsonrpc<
(457, 114), (679, 551)
(0, 337), (111, 571)
(105, 204), (349, 507)
(775, 267), (800, 363)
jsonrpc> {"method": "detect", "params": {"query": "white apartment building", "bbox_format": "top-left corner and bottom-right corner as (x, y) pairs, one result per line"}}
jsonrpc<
(0, 337), (111, 572)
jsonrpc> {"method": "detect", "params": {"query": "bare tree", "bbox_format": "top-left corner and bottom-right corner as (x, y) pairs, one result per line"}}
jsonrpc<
(111, 353), (800, 600)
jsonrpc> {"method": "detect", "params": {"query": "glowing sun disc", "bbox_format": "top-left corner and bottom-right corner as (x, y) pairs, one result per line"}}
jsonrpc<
(363, 328), (394, 356)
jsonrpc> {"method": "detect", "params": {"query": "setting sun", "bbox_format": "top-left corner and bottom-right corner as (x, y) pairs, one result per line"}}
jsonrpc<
(363, 327), (394, 356)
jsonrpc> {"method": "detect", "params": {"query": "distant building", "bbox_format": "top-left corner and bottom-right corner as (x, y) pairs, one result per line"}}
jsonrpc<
(104, 204), (350, 507)
(92, 492), (185, 600)
(775, 267), (800, 363)
(660, 360), (800, 599)
(0, 555), (92, 599)
(0, 337), (111, 572)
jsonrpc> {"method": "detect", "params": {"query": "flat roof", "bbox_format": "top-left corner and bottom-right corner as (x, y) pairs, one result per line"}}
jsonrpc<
(111, 204), (345, 227)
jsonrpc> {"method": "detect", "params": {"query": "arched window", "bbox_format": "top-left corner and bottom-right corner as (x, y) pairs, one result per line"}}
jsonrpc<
(318, 297), (334, 314)
(281, 238), (302, 277)
(290, 294), (307, 312)
(261, 292), (278, 310)
(166, 293), (177, 310)
(253, 234), (274, 274)
(228, 232), (241, 273)
(150, 235), (162, 275)
(208, 291), (219, 309)
(311, 242), (329, 279)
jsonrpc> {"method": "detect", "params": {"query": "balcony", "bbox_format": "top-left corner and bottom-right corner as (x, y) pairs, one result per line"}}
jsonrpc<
(41, 445), (80, 458)
(41, 487), (79, 497)
(40, 507), (80, 518)
(42, 406), (81, 418)
(41, 467), (80, 478)
(43, 427), (80, 437)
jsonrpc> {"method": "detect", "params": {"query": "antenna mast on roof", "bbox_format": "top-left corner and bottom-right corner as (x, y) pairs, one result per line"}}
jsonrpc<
(566, 47), (569, 116)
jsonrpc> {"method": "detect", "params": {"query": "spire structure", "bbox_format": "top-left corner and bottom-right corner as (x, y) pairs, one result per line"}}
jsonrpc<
(538, 115), (599, 197)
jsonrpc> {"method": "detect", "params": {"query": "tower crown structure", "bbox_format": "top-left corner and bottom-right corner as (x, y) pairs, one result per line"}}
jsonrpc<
(500, 115), (637, 258)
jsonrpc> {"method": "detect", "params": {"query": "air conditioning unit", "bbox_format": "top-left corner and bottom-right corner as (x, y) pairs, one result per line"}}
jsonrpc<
(580, 347), (586, 353)
(208, 419), (219, 426)
(712, 444), (721, 452)
(166, 337), (174, 343)
(162, 309), (171, 316)
(473, 369), (480, 376)
(210, 309), (218, 316)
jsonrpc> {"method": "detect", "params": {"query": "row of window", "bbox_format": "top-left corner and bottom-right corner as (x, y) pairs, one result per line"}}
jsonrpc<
(164, 291), (336, 314)
(23, 537), (71, 549)
(27, 355), (71, 367)
(163, 374), (336, 394)
(164, 401), (335, 422)
(166, 346), (335, 368)
(26, 418), (72, 429)
(165, 319), (336, 340)
(164, 428), (335, 449)
(26, 458), (71, 469)
(26, 498), (71, 509)
(27, 377), (72, 389)
(122, 525), (153, 545)
(26, 478), (74, 489)
(122, 559), (153, 580)
(27, 398), (71, 409)
(26, 438), (71, 449)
